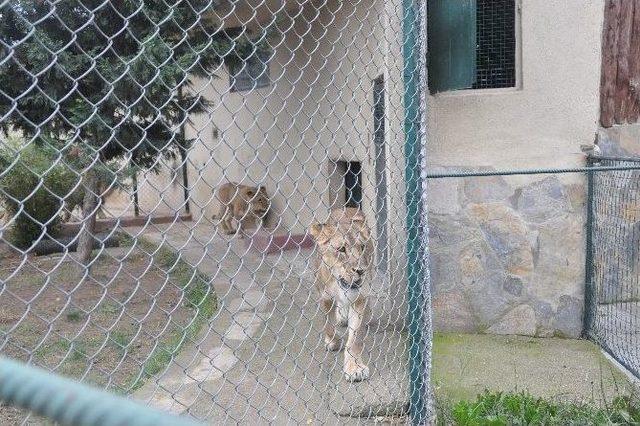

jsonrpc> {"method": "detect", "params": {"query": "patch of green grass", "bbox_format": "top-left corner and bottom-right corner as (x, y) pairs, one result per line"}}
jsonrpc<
(34, 339), (71, 358)
(65, 309), (83, 322)
(69, 342), (87, 362)
(127, 235), (217, 390)
(100, 303), (121, 315)
(109, 331), (132, 353)
(438, 391), (640, 426)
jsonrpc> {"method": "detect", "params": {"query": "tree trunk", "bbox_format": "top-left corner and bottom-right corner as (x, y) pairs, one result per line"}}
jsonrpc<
(76, 168), (99, 267)
(132, 166), (140, 217)
(179, 145), (190, 214)
(177, 86), (191, 214)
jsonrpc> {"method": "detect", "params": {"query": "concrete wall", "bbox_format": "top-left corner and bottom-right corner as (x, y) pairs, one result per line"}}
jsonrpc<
(427, 0), (605, 337)
(102, 0), (410, 328)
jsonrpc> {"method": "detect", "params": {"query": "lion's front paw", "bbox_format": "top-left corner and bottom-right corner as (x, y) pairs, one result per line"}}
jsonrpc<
(325, 337), (343, 352)
(343, 360), (369, 382)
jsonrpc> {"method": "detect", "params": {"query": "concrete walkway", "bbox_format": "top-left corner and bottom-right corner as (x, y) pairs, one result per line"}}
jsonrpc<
(130, 222), (408, 425)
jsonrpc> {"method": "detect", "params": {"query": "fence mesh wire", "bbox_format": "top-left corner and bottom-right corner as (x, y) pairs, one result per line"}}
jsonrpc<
(0, 0), (432, 424)
(586, 156), (640, 380)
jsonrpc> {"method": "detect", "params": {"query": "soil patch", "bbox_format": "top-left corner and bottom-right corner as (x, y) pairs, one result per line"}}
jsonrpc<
(0, 235), (216, 424)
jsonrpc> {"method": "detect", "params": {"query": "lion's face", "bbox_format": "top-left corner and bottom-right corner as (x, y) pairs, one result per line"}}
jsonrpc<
(310, 218), (372, 290)
(243, 186), (270, 219)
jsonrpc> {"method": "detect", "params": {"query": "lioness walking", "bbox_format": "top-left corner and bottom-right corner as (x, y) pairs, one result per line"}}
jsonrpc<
(310, 207), (373, 382)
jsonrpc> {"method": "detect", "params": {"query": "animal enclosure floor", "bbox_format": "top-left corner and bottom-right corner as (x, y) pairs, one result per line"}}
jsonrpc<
(124, 222), (637, 425)
(433, 333), (637, 406)
(6, 222), (635, 425)
(128, 222), (408, 425)
(0, 240), (214, 425)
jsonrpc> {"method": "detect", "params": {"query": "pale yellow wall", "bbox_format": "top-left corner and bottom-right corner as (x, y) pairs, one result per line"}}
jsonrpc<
(427, 0), (604, 184)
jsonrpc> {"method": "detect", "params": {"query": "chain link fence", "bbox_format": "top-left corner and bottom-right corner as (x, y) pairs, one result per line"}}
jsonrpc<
(586, 155), (640, 380)
(0, 0), (433, 424)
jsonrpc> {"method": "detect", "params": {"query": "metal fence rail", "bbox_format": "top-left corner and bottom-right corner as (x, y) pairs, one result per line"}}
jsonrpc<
(0, 357), (203, 426)
(0, 0), (433, 424)
(586, 155), (640, 379)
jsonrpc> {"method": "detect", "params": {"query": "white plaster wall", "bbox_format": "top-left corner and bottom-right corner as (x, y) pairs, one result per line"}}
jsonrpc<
(116, 2), (605, 319)
(127, 0), (606, 232)
(128, 0), (403, 238)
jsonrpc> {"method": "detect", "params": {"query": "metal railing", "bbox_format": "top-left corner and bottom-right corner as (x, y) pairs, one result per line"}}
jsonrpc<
(0, 357), (203, 426)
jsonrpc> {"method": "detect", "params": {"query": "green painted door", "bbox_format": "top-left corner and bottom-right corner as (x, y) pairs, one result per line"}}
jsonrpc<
(427, 0), (477, 93)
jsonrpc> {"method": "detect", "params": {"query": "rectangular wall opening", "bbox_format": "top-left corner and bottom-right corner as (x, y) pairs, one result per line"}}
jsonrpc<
(328, 160), (362, 209)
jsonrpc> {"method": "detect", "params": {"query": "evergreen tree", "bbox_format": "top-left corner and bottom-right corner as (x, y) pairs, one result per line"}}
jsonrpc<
(0, 0), (273, 262)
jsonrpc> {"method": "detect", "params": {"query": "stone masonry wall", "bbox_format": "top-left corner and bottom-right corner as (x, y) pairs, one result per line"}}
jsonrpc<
(428, 170), (586, 338)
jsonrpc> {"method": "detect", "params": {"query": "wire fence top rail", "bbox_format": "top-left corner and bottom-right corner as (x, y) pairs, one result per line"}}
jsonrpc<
(425, 157), (640, 179)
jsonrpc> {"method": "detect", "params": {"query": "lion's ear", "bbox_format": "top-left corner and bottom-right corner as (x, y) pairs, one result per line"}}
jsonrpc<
(309, 223), (333, 245)
(309, 223), (326, 239)
(330, 207), (365, 224)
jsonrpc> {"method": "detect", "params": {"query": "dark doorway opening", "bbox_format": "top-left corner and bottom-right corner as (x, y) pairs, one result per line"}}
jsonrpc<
(344, 161), (362, 208)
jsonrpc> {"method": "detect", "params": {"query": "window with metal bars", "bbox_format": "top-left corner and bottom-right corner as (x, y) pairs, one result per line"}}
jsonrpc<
(473, 0), (516, 89)
(427, 0), (517, 93)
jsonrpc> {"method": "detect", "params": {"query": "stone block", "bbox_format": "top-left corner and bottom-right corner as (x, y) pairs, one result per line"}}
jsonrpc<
(463, 175), (514, 204)
(466, 203), (534, 277)
(433, 291), (477, 333)
(553, 295), (583, 338)
(427, 177), (461, 215)
(515, 177), (571, 223)
(486, 304), (537, 336)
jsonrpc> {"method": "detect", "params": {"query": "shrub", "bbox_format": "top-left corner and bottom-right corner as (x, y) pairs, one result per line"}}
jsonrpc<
(0, 138), (79, 249)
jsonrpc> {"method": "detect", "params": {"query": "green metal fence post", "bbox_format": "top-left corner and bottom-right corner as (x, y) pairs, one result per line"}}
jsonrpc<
(403, 0), (432, 424)
(583, 156), (596, 337)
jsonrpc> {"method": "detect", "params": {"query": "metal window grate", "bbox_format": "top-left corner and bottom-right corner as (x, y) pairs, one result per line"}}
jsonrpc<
(472, 0), (517, 89)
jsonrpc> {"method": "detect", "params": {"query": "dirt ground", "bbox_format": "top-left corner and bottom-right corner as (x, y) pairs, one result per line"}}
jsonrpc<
(0, 237), (216, 425)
